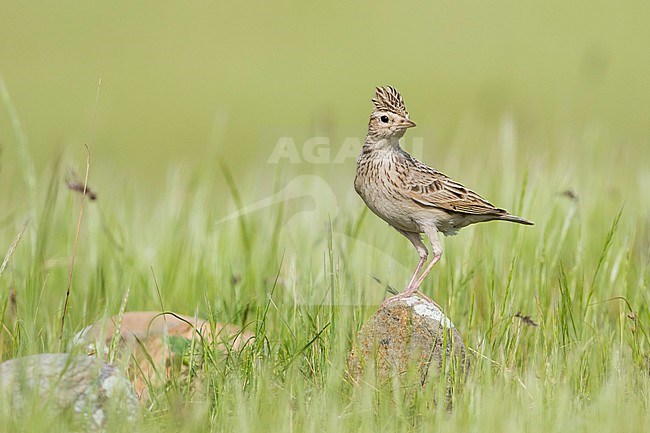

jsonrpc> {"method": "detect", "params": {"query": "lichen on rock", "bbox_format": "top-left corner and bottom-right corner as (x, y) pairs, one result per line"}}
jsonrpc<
(347, 296), (469, 406)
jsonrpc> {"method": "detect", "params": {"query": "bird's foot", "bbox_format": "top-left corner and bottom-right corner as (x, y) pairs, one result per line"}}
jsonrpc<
(380, 288), (443, 311)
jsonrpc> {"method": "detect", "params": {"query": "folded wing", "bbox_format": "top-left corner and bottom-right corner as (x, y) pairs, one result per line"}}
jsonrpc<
(404, 163), (508, 216)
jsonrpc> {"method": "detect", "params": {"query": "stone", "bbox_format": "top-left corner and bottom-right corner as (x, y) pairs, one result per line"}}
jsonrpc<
(71, 311), (255, 396)
(0, 353), (137, 431)
(347, 296), (469, 405)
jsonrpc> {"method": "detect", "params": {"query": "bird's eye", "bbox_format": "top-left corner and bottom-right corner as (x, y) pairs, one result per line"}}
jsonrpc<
(380, 115), (389, 123)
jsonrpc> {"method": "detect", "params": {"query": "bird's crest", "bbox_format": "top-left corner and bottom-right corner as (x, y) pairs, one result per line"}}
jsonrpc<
(372, 86), (409, 118)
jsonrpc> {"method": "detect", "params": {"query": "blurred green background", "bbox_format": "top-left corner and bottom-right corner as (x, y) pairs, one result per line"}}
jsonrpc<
(1, 1), (648, 197)
(1, 4), (649, 431)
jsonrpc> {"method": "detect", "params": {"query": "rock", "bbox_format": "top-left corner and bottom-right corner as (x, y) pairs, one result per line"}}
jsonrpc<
(347, 296), (469, 405)
(0, 353), (137, 431)
(71, 311), (255, 396)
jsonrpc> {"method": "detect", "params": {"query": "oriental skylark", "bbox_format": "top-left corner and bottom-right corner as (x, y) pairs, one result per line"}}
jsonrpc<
(355, 86), (533, 301)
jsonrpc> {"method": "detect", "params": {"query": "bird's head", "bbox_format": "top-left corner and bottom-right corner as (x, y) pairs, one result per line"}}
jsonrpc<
(368, 86), (416, 140)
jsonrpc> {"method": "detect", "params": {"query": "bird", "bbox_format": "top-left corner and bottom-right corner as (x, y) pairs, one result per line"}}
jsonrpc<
(354, 86), (533, 303)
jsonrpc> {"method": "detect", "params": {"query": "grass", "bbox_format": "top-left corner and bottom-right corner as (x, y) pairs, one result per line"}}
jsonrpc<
(1, 96), (648, 432)
(1, 4), (649, 422)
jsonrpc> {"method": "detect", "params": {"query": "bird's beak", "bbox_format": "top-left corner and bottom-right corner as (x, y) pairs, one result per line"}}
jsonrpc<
(397, 119), (416, 129)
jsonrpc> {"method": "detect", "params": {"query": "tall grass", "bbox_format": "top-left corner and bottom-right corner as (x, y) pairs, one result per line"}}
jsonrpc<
(1, 94), (649, 431)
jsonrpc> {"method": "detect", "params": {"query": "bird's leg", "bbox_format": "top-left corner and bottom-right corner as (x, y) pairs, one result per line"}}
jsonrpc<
(379, 229), (430, 307)
(409, 226), (443, 292)
(406, 256), (427, 290)
(384, 227), (444, 310)
(395, 229), (428, 291)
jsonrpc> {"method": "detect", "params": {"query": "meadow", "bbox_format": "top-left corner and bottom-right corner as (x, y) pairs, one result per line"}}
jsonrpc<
(1, 1), (649, 432)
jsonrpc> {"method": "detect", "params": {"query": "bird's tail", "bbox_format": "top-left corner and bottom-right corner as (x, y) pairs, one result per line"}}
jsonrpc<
(500, 213), (534, 225)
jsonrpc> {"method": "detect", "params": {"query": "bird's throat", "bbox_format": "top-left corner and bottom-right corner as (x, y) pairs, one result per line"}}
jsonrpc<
(363, 135), (402, 151)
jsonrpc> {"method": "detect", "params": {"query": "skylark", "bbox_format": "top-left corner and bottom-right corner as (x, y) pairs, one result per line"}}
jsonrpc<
(355, 86), (533, 302)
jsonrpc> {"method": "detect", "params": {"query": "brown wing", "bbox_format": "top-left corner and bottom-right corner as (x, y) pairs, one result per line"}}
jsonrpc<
(404, 161), (508, 216)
